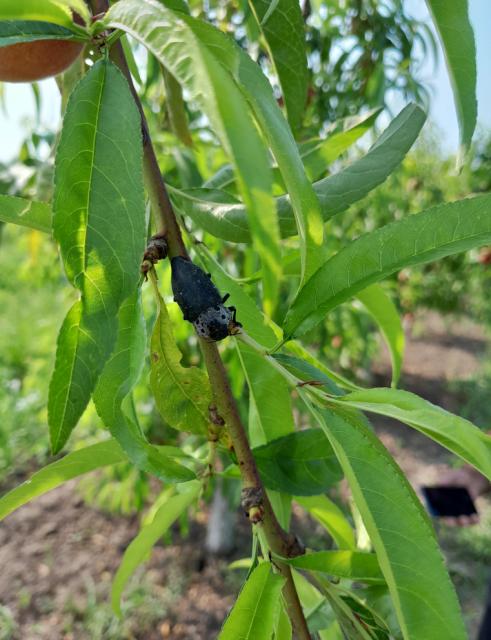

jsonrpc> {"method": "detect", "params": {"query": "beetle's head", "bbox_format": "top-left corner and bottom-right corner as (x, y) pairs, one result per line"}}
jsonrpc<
(193, 305), (241, 342)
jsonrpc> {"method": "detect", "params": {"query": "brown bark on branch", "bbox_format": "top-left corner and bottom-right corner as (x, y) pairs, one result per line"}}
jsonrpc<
(89, 3), (311, 636)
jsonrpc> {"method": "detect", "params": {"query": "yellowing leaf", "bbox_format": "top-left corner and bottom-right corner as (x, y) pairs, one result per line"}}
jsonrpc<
(150, 292), (212, 435)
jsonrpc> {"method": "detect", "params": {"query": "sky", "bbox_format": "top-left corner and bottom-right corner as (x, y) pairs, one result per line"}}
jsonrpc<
(0, 0), (490, 162)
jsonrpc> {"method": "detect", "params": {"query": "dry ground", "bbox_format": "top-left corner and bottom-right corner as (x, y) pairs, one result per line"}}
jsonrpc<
(0, 310), (489, 639)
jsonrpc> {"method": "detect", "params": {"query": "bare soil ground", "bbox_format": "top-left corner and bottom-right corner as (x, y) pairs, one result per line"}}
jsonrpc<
(0, 310), (489, 639)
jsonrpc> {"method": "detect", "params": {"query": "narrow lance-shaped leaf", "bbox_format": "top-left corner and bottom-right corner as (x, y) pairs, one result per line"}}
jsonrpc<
(218, 562), (285, 640)
(303, 400), (467, 640)
(0, 20), (86, 47)
(238, 343), (294, 446)
(198, 247), (357, 393)
(94, 291), (196, 483)
(162, 66), (193, 147)
(49, 59), (146, 453)
(356, 284), (404, 387)
(274, 604), (292, 640)
(112, 482), (200, 616)
(49, 300), (118, 453)
(425, 0), (477, 159)
(0, 194), (52, 232)
(299, 107), (382, 182)
(252, 429), (342, 496)
(295, 495), (356, 551)
(0, 440), (127, 522)
(105, 0), (280, 314)
(0, 1), (89, 27)
(331, 387), (491, 480)
(161, 3), (325, 282)
(284, 550), (384, 583)
(150, 289), (212, 435)
(284, 192), (491, 339)
(204, 107), (381, 191)
(169, 104), (425, 244)
(247, 0), (308, 133)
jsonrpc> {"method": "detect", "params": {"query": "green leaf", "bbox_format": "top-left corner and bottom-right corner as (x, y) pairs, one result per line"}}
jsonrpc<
(0, 440), (127, 522)
(252, 429), (342, 496)
(170, 104), (425, 244)
(0, 20), (86, 47)
(218, 562), (285, 639)
(291, 569), (334, 633)
(53, 59), (145, 299)
(160, 4), (325, 282)
(304, 402), (467, 640)
(425, 0), (477, 158)
(247, 0), (307, 133)
(300, 108), (382, 182)
(332, 388), (491, 480)
(105, 0), (280, 314)
(274, 603), (292, 640)
(284, 192), (491, 339)
(0, 194), (52, 232)
(0, 1), (89, 27)
(356, 285), (404, 387)
(281, 345), (361, 392)
(150, 290), (212, 435)
(285, 551), (384, 583)
(203, 107), (380, 192)
(111, 482), (200, 616)
(272, 353), (346, 396)
(197, 248), (358, 397)
(238, 343), (294, 447)
(162, 66), (192, 147)
(49, 59), (146, 453)
(48, 300), (118, 453)
(295, 495), (355, 551)
(94, 292), (195, 483)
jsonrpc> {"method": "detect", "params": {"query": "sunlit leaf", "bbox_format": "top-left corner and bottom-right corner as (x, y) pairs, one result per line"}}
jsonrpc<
(295, 495), (355, 550)
(0, 20), (86, 47)
(425, 0), (476, 158)
(253, 429), (342, 496)
(218, 562), (285, 639)
(238, 343), (294, 446)
(111, 482), (200, 616)
(170, 104), (425, 243)
(303, 401), (467, 640)
(356, 285), (404, 387)
(159, 3), (325, 281)
(49, 59), (146, 453)
(0, 440), (127, 521)
(285, 550), (384, 583)
(332, 387), (491, 480)
(0, 194), (52, 232)
(94, 292), (195, 483)
(248, 0), (308, 133)
(284, 192), (491, 338)
(0, 0), (89, 27)
(105, 0), (281, 313)
(150, 290), (212, 435)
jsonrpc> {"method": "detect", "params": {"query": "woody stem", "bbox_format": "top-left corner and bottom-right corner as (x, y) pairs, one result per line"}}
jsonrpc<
(91, 3), (311, 636)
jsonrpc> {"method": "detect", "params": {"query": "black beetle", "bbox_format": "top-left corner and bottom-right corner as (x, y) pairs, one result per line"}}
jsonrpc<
(171, 256), (241, 342)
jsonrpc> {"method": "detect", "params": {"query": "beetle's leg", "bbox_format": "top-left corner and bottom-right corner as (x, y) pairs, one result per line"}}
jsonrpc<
(229, 305), (237, 322)
(222, 293), (230, 303)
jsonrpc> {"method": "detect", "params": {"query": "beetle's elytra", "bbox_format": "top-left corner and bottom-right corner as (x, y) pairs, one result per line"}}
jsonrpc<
(170, 256), (241, 342)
